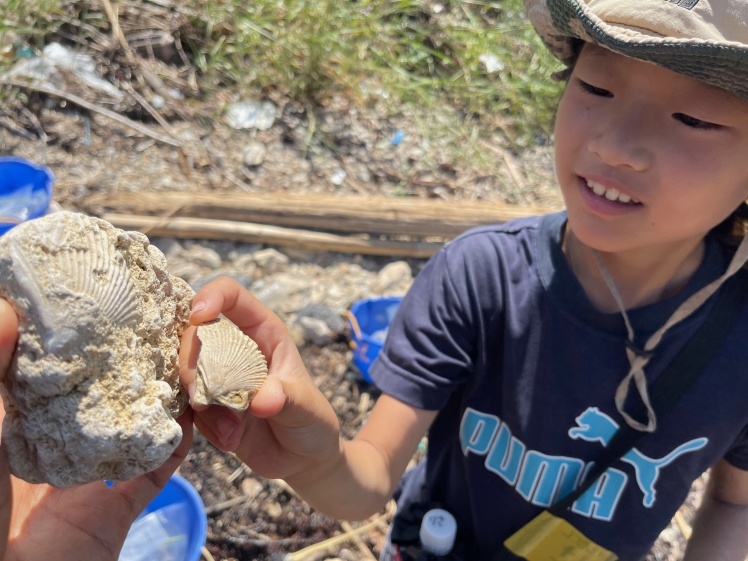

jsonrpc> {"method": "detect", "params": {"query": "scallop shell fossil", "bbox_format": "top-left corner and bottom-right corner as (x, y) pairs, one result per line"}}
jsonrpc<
(7, 211), (139, 354)
(0, 211), (194, 487)
(193, 317), (268, 411)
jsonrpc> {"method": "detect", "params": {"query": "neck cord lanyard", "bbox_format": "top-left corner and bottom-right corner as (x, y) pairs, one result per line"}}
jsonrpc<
(591, 234), (748, 432)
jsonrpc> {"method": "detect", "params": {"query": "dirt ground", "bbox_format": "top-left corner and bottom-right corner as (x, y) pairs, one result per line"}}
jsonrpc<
(0, 7), (705, 558)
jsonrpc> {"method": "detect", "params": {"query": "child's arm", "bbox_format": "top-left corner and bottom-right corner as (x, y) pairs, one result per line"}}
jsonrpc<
(682, 460), (748, 560)
(183, 277), (437, 520)
(286, 393), (436, 519)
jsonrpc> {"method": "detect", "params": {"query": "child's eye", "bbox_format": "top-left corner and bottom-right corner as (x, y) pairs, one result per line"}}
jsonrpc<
(673, 113), (721, 130)
(576, 79), (613, 98)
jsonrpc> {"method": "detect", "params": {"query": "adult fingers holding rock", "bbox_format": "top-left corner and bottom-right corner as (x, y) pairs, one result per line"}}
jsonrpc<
(0, 298), (18, 558)
(0, 299), (18, 378)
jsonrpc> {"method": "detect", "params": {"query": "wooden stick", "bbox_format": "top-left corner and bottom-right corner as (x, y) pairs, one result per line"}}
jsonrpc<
(100, 0), (136, 61)
(283, 509), (391, 561)
(102, 213), (444, 258)
(100, 0), (172, 95)
(674, 511), (692, 540)
(204, 495), (249, 515)
(340, 520), (378, 560)
(85, 191), (559, 239)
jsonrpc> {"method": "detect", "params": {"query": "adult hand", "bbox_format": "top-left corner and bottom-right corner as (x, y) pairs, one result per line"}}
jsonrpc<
(180, 277), (342, 482)
(0, 298), (194, 561)
(0, 298), (16, 560)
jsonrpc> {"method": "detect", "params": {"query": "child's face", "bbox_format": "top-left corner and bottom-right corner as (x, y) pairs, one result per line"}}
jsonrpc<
(554, 43), (748, 256)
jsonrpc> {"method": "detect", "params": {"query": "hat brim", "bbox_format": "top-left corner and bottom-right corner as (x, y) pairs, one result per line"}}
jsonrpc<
(527, 0), (748, 100)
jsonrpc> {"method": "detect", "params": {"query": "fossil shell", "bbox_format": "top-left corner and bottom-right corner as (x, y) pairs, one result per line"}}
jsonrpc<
(7, 212), (139, 354)
(193, 317), (268, 411)
(0, 211), (194, 487)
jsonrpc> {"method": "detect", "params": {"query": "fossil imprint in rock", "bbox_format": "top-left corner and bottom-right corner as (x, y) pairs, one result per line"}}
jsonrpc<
(0, 212), (267, 487)
(0, 211), (196, 487)
(0, 212), (270, 487)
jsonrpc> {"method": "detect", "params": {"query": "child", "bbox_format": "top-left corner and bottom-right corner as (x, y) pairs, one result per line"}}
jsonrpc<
(184, 0), (748, 559)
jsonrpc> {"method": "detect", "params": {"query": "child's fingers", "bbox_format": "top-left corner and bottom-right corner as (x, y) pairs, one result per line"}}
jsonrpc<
(248, 375), (286, 419)
(178, 325), (202, 407)
(0, 300), (18, 379)
(192, 407), (244, 451)
(184, 276), (309, 407)
(189, 277), (291, 356)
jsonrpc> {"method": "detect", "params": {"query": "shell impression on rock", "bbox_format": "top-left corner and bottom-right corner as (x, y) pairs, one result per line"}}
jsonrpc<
(193, 317), (268, 411)
(0, 211), (194, 487)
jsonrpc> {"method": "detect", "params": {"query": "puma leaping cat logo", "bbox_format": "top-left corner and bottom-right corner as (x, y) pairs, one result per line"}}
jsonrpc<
(568, 407), (707, 507)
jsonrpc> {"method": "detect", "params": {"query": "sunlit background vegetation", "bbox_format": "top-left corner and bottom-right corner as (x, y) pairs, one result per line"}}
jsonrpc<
(1, 0), (563, 158)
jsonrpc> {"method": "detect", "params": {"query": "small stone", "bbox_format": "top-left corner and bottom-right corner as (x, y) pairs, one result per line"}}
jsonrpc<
(224, 100), (276, 131)
(296, 315), (334, 346)
(331, 167), (347, 186)
(263, 502), (283, 518)
(241, 477), (265, 501)
(297, 303), (345, 333)
(375, 261), (413, 295)
(253, 248), (290, 273)
(185, 244), (222, 269)
(151, 94), (165, 109)
(243, 140), (267, 167)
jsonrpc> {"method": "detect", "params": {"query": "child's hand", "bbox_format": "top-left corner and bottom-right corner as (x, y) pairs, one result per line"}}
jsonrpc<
(180, 277), (343, 482)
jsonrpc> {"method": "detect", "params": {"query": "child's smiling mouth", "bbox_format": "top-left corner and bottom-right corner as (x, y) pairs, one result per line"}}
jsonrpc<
(584, 178), (641, 205)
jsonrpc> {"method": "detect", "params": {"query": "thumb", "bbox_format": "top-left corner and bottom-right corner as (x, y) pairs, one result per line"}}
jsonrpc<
(0, 299), (15, 559)
(0, 299), (18, 378)
(0, 445), (11, 560)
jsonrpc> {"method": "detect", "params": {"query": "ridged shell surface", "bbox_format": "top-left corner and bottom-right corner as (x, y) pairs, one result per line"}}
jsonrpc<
(6, 212), (139, 355)
(194, 317), (268, 411)
(0, 211), (194, 487)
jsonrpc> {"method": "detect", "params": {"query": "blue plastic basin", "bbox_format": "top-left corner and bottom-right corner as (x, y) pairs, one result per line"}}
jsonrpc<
(0, 157), (54, 235)
(144, 474), (207, 561)
(347, 296), (403, 383)
(120, 474), (208, 561)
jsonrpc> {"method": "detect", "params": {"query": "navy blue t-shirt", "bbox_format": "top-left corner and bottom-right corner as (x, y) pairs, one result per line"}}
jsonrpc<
(371, 212), (748, 560)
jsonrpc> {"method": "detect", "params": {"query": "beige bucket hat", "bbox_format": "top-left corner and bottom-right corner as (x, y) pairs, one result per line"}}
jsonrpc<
(524, 0), (748, 100)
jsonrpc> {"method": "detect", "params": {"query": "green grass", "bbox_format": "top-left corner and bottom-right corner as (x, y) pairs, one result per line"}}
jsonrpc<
(0, 0), (65, 51)
(1, 0), (564, 153)
(184, 0), (563, 147)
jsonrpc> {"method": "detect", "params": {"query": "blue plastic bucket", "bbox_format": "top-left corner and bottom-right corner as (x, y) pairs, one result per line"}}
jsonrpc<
(0, 157), (54, 235)
(347, 296), (403, 383)
(119, 474), (208, 561)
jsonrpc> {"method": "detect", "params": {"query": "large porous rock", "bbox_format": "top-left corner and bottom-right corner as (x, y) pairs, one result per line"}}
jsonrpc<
(0, 211), (194, 487)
